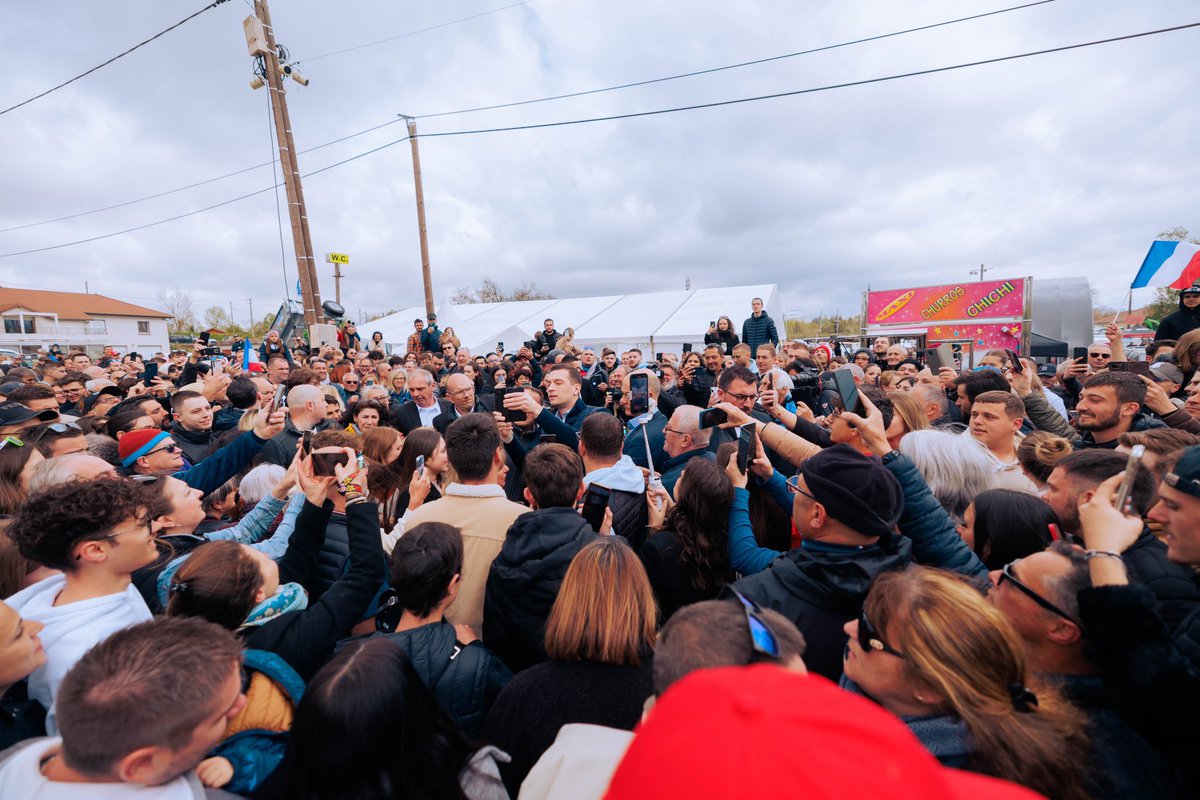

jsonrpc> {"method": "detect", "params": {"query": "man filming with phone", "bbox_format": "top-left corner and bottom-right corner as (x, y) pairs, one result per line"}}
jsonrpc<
(679, 344), (723, 407)
(619, 369), (667, 471)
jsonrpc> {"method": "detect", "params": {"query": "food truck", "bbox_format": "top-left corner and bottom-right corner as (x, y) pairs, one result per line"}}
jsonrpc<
(861, 276), (1094, 369)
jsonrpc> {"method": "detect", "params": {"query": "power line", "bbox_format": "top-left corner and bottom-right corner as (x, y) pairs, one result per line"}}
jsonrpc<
(414, 21), (1200, 139)
(0, 117), (404, 234)
(296, 0), (532, 63)
(415, 0), (1057, 120)
(0, 0), (1047, 234)
(0, 21), (1194, 259)
(0, 0), (232, 117)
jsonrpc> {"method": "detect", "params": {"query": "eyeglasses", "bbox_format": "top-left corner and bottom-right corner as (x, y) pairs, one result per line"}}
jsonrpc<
(727, 587), (781, 660)
(723, 390), (757, 403)
(0, 436), (24, 450)
(998, 560), (1076, 623)
(1087, 352), (1111, 359)
(101, 519), (154, 541)
(858, 610), (906, 658)
(343, 380), (359, 385)
(784, 474), (818, 502)
(146, 443), (181, 457)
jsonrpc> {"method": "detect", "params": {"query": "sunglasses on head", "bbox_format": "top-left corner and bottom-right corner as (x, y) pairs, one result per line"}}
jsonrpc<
(0, 436), (24, 450)
(999, 560), (1077, 623)
(727, 587), (781, 661)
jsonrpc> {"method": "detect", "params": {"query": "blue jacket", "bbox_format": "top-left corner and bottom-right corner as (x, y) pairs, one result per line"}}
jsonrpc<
(741, 311), (780, 354)
(623, 411), (668, 472)
(660, 449), (715, 497)
(727, 473), (793, 575)
(557, 397), (602, 433)
(145, 429), (268, 495)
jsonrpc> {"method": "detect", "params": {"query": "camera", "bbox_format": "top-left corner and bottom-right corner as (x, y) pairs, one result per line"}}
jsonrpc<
(200, 346), (222, 357)
(789, 367), (822, 412)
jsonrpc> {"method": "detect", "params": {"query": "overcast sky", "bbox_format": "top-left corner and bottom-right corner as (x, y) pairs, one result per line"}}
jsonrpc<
(1, 0), (1196, 329)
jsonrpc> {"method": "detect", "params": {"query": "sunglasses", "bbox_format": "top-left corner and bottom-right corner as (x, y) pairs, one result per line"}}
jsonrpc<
(999, 560), (1076, 623)
(1087, 353), (1111, 359)
(0, 436), (24, 450)
(727, 587), (781, 660)
(146, 443), (181, 457)
(858, 610), (906, 659)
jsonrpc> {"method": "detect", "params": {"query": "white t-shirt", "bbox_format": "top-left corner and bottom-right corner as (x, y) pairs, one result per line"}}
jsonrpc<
(417, 402), (441, 428)
(5, 575), (152, 733)
(0, 738), (201, 799)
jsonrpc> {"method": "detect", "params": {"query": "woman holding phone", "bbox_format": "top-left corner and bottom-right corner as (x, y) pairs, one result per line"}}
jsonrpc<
(704, 316), (740, 355)
(378, 429), (449, 548)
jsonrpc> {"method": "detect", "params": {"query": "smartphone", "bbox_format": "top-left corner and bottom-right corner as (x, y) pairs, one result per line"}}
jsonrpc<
(698, 407), (728, 429)
(831, 369), (860, 416)
(142, 360), (159, 388)
(1110, 361), (1151, 376)
(1005, 349), (1022, 373)
(540, 434), (558, 445)
(736, 423), (757, 473)
(300, 430), (313, 457)
(311, 451), (349, 476)
(682, 343), (692, 353)
(496, 386), (524, 422)
(415, 454), (425, 477)
(497, 342), (504, 353)
(1072, 346), (1088, 361)
(269, 385), (285, 414)
(629, 373), (650, 416)
(709, 320), (716, 328)
(198, 331), (211, 345)
(581, 484), (610, 533)
(1113, 445), (1144, 513)
(921, 344), (954, 372)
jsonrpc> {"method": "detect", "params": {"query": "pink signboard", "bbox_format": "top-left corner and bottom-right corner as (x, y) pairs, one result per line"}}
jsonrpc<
(867, 279), (1026, 326)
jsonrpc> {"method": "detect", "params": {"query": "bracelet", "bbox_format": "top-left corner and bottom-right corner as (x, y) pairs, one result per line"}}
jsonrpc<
(1084, 550), (1124, 562)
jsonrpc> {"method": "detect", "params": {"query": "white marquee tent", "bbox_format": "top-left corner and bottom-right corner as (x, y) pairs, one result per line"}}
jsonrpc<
(368, 285), (783, 356)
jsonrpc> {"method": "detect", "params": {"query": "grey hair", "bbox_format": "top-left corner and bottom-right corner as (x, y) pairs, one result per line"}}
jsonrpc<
(897, 429), (996, 521)
(361, 385), (389, 402)
(238, 464), (287, 506)
(27, 452), (115, 494)
(1041, 540), (1090, 625)
(407, 368), (434, 386)
(85, 433), (120, 466)
(911, 384), (949, 417)
(670, 405), (711, 448)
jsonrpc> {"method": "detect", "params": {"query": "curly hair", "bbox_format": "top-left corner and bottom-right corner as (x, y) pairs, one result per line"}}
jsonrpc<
(9, 477), (147, 571)
(664, 458), (734, 595)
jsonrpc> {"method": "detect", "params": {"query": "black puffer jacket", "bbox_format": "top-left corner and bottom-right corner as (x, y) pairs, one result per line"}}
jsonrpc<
(703, 328), (740, 355)
(1154, 293), (1200, 342)
(351, 622), (512, 736)
(609, 487), (649, 550)
(1123, 527), (1200, 634)
(484, 508), (599, 672)
(740, 311), (779, 354)
(172, 424), (216, 465)
(310, 511), (349, 599)
(729, 534), (913, 680)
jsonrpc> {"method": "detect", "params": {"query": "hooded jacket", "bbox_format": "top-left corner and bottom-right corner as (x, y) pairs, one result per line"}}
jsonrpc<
(1154, 292), (1200, 342)
(171, 423), (216, 465)
(484, 508), (599, 673)
(359, 622), (512, 736)
(5, 575), (152, 733)
(730, 534), (913, 680)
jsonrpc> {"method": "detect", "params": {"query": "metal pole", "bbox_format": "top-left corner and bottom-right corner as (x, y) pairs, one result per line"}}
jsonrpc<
(334, 263), (342, 304)
(401, 115), (435, 318)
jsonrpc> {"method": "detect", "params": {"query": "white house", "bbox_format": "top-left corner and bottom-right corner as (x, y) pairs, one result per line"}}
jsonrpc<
(0, 287), (172, 358)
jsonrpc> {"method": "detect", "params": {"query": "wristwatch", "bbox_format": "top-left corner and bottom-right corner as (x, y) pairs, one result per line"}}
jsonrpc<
(881, 450), (902, 465)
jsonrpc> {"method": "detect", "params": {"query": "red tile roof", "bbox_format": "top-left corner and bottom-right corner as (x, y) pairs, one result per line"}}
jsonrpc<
(0, 287), (170, 320)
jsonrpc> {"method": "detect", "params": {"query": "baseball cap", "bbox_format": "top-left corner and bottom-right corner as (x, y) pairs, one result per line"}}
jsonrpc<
(0, 401), (58, 427)
(1165, 445), (1200, 500)
(1036, 364), (1057, 378)
(605, 665), (1044, 800)
(1149, 361), (1184, 384)
(1181, 280), (1200, 296)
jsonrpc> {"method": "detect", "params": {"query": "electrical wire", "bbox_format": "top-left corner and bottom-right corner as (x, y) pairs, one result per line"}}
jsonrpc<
(0, 0), (1048, 234)
(414, 21), (1200, 139)
(0, 0), (232, 117)
(0, 20), (1195, 259)
(414, 0), (1057, 119)
(296, 0), (532, 63)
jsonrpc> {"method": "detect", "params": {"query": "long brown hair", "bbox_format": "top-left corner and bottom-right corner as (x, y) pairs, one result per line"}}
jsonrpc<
(0, 439), (39, 514)
(716, 443), (790, 550)
(1174, 328), (1200, 375)
(362, 426), (402, 465)
(544, 538), (657, 667)
(165, 540), (262, 630)
(867, 567), (1091, 799)
(664, 458), (733, 595)
(888, 391), (931, 437)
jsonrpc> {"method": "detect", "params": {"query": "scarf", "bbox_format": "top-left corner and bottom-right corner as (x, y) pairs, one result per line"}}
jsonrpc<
(239, 582), (309, 629)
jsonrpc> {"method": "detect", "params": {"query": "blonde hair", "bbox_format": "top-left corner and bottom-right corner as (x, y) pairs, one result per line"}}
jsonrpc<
(888, 391), (931, 437)
(867, 567), (1090, 799)
(544, 538), (657, 667)
(237, 408), (259, 432)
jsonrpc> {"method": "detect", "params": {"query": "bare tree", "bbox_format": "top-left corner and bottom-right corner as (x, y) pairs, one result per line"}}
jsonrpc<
(451, 277), (555, 304)
(157, 288), (198, 333)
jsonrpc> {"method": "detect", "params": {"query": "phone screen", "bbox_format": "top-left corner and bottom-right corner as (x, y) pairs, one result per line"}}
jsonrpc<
(142, 360), (159, 388)
(698, 407), (728, 429)
(497, 387), (524, 422)
(1072, 346), (1088, 361)
(415, 454), (425, 477)
(736, 423), (756, 473)
(581, 485), (610, 533)
(831, 369), (860, 416)
(311, 451), (349, 476)
(301, 430), (313, 457)
(1113, 445), (1144, 513)
(629, 373), (650, 416)
(270, 386), (285, 413)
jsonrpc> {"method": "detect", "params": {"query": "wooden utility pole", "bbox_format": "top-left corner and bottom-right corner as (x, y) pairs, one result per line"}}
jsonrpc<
(400, 115), (435, 317)
(250, 0), (323, 326)
(970, 263), (988, 281)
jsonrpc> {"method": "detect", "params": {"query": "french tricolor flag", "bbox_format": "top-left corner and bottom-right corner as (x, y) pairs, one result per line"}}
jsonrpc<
(1132, 240), (1200, 290)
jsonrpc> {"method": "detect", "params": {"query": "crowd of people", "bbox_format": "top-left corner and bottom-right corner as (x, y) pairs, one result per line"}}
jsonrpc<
(0, 287), (1199, 798)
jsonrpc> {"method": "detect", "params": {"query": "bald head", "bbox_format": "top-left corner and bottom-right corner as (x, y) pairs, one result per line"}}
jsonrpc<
(287, 383), (325, 427)
(446, 372), (476, 413)
(27, 453), (117, 494)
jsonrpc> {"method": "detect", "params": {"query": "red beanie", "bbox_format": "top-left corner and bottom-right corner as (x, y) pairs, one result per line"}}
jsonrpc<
(604, 665), (1044, 800)
(118, 428), (171, 467)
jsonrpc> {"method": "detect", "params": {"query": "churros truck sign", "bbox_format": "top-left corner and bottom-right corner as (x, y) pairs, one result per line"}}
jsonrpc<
(867, 279), (1026, 325)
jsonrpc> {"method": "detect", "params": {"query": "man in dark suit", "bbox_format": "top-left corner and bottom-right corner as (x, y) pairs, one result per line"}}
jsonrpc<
(433, 373), (495, 435)
(393, 368), (453, 434)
